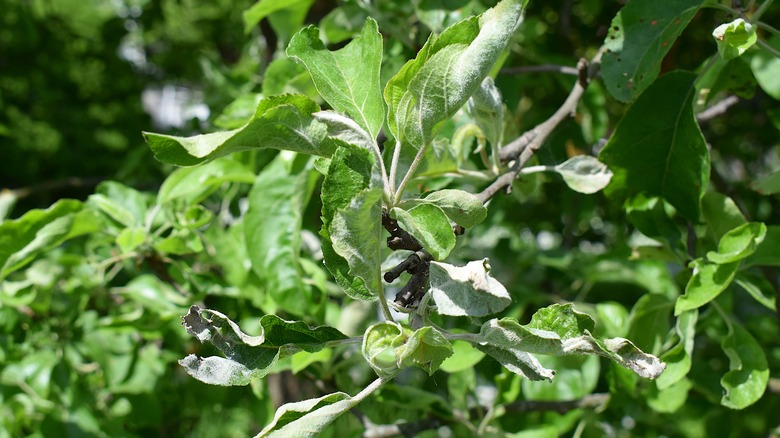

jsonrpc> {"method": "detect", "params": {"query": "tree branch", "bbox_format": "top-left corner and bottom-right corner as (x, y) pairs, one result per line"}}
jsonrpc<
(696, 95), (740, 123)
(500, 64), (580, 76)
(478, 48), (605, 204)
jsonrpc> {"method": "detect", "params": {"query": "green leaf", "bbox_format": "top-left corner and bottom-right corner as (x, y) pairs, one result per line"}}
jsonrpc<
(712, 18), (757, 60)
(384, 0), (528, 149)
(624, 194), (681, 248)
(243, 0), (313, 34)
(144, 94), (340, 166)
(88, 181), (150, 228)
(647, 378), (692, 413)
(720, 325), (769, 409)
(601, 0), (704, 102)
(745, 225), (780, 267)
(179, 306), (347, 386)
(256, 380), (383, 438)
(705, 222), (766, 264)
(422, 189), (487, 228)
(674, 258), (740, 315)
(0, 200), (88, 281)
(735, 273), (777, 311)
(656, 309), (697, 390)
(320, 144), (383, 300)
(476, 344), (556, 381)
(478, 304), (666, 380)
(429, 258), (510, 316)
(394, 326), (453, 375)
(157, 157), (256, 205)
(287, 18), (385, 141)
(153, 229), (203, 255)
(390, 204), (455, 260)
(749, 35), (780, 99)
(552, 155), (613, 194)
(599, 72), (709, 221)
(750, 168), (780, 195)
(701, 192), (747, 242)
(627, 294), (674, 356)
(214, 93), (264, 129)
(439, 339), (486, 373)
(522, 355), (600, 401)
(245, 155), (316, 315)
(116, 227), (147, 254)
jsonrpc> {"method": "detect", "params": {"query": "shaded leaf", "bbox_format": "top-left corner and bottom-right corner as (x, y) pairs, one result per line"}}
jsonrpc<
(287, 18), (385, 140)
(362, 322), (408, 379)
(394, 326), (453, 375)
(720, 325), (769, 409)
(467, 76), (505, 151)
(429, 259), (510, 316)
(601, 0), (704, 102)
(657, 309), (697, 390)
(243, 0), (313, 33)
(600, 72), (709, 221)
(157, 158), (255, 205)
(245, 155), (317, 315)
(749, 35), (780, 99)
(750, 169), (780, 195)
(179, 306), (347, 386)
(144, 95), (340, 166)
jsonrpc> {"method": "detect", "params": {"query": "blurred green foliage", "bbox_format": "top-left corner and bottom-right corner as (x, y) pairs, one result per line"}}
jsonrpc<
(2, 0), (780, 437)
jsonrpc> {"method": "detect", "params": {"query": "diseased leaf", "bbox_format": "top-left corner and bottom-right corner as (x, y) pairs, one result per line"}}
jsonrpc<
(674, 258), (740, 315)
(314, 110), (375, 151)
(391, 204), (455, 260)
(321, 144), (383, 300)
(385, 0), (527, 149)
(601, 0), (704, 102)
(712, 18), (757, 60)
(179, 306), (347, 386)
(256, 378), (384, 438)
(478, 304), (666, 379)
(477, 344), (556, 381)
(429, 259), (510, 316)
(720, 325), (769, 409)
(362, 322), (408, 379)
(467, 76), (504, 162)
(144, 94), (340, 166)
(553, 155), (613, 194)
(600, 72), (709, 221)
(287, 18), (385, 140)
(394, 326), (453, 375)
(245, 155), (317, 315)
(705, 222), (766, 264)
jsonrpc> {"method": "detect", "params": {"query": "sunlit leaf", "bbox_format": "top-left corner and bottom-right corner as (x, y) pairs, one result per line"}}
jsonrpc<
(720, 325), (769, 409)
(712, 18), (757, 60)
(553, 155), (613, 194)
(390, 204), (455, 260)
(429, 258), (510, 316)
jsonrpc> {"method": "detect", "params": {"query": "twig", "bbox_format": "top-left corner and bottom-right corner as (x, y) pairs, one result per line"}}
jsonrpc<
(696, 95), (740, 123)
(381, 210), (432, 307)
(501, 393), (610, 414)
(500, 64), (580, 76)
(478, 48), (605, 203)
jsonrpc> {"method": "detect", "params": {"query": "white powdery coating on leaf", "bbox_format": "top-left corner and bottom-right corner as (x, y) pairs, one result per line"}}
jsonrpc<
(430, 259), (511, 316)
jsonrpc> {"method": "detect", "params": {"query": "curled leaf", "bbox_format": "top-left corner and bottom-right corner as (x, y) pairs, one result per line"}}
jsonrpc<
(429, 259), (510, 317)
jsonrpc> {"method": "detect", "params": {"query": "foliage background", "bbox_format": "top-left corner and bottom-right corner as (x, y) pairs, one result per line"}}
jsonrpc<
(2, 0), (779, 436)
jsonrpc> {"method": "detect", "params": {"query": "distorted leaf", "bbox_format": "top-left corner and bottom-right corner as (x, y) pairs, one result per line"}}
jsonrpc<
(712, 18), (757, 60)
(705, 222), (766, 264)
(390, 204), (455, 260)
(674, 258), (739, 315)
(720, 325), (769, 409)
(423, 189), (487, 228)
(429, 259), (510, 316)
(553, 155), (613, 194)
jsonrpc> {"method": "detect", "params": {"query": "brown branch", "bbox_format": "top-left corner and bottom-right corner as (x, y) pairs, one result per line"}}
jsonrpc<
(478, 48), (605, 204)
(500, 64), (579, 76)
